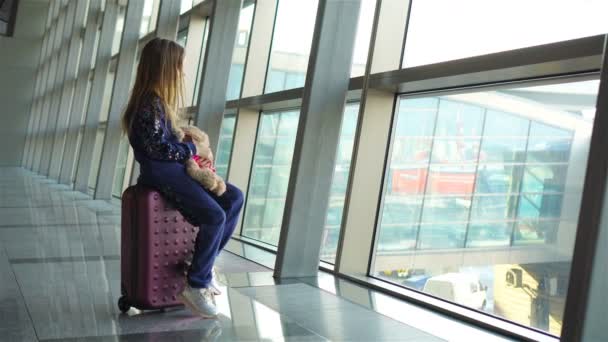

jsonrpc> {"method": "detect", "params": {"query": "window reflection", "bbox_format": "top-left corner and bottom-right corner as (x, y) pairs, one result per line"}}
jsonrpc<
(226, 3), (255, 100)
(265, 0), (319, 93)
(373, 79), (598, 335)
(215, 115), (237, 179)
(242, 110), (299, 245)
(320, 103), (359, 263)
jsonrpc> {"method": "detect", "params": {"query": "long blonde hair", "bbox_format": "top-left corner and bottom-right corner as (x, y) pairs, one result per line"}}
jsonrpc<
(122, 38), (185, 134)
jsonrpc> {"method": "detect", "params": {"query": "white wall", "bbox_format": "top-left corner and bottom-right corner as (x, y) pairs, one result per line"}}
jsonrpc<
(0, 0), (47, 166)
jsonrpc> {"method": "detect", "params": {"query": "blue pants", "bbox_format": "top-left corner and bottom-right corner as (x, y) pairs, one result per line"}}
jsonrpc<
(139, 165), (244, 289)
(187, 183), (244, 288)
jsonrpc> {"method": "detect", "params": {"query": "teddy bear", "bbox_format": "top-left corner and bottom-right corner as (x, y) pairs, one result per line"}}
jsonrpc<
(173, 124), (227, 196)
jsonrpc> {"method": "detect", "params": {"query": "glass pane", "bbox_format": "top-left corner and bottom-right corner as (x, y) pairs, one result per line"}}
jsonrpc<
(521, 165), (568, 193)
(98, 70), (115, 122)
(417, 223), (467, 249)
(403, 0), (608, 67)
(320, 103), (359, 263)
(226, 3), (254, 100)
(177, 29), (188, 47)
(373, 79), (598, 336)
(527, 123), (573, 163)
(469, 195), (518, 222)
(112, 5), (126, 55)
(215, 115), (237, 179)
(475, 164), (523, 194)
(242, 110), (300, 245)
(426, 165), (476, 195)
(140, 0), (160, 37)
(350, 0), (376, 77)
(71, 128), (84, 182)
(480, 110), (529, 163)
(181, 0), (193, 14)
(513, 219), (561, 245)
(434, 99), (485, 137)
(192, 19), (210, 105)
(420, 196), (471, 223)
(466, 221), (513, 248)
(265, 0), (319, 93)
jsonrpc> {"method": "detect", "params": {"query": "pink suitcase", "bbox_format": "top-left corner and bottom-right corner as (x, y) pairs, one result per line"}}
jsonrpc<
(119, 185), (199, 312)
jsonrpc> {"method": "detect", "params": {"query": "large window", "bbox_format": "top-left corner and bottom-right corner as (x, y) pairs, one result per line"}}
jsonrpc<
(242, 110), (299, 246)
(140, 0), (160, 37)
(226, 3), (254, 100)
(191, 19), (210, 105)
(403, 0), (608, 68)
(265, 0), (319, 93)
(215, 115), (237, 179)
(112, 5), (126, 55)
(320, 103), (359, 263)
(350, 0), (376, 77)
(373, 79), (598, 335)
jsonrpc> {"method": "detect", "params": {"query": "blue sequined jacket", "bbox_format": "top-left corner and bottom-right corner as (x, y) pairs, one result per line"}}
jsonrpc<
(128, 93), (197, 184)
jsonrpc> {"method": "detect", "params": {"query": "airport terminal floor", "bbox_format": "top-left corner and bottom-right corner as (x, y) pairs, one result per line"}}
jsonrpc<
(0, 167), (517, 342)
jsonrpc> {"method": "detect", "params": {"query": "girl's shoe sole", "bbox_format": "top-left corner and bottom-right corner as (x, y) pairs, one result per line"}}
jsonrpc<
(177, 293), (218, 319)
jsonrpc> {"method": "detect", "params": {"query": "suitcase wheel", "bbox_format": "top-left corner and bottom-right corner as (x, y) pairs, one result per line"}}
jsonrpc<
(118, 296), (131, 313)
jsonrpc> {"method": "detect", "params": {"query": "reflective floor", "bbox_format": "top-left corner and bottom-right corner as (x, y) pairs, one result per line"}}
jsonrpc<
(0, 168), (513, 341)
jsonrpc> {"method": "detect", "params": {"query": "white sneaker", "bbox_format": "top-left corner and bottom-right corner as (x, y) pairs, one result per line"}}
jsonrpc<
(178, 284), (218, 318)
(210, 266), (222, 295)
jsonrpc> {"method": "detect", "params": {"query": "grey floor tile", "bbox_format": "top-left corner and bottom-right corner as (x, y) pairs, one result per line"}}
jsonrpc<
(236, 284), (444, 342)
(0, 243), (39, 342)
(220, 272), (302, 289)
(216, 251), (271, 274)
(0, 206), (103, 227)
(0, 225), (119, 259)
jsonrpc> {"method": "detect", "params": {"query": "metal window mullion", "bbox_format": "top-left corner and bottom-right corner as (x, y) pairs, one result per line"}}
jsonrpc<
(59, 0), (103, 185)
(274, 0), (362, 278)
(73, 0), (120, 193)
(50, 0), (90, 179)
(93, 0), (145, 200)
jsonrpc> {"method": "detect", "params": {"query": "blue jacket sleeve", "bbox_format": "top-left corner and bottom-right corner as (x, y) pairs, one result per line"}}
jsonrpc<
(132, 97), (197, 162)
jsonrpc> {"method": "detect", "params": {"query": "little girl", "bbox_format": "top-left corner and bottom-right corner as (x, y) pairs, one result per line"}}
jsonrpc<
(122, 38), (243, 318)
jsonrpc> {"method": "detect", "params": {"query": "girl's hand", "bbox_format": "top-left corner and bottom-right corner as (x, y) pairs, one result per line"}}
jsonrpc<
(183, 134), (193, 142)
